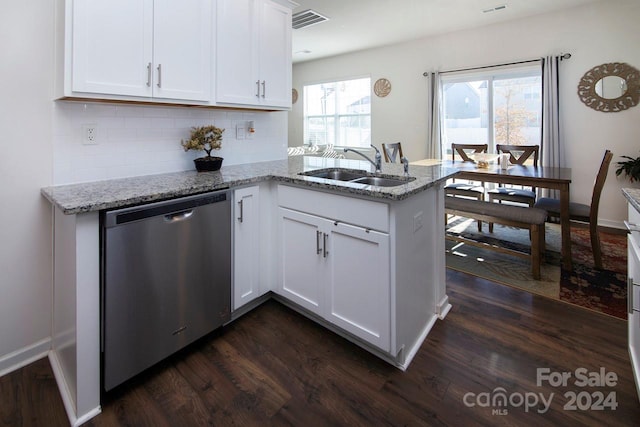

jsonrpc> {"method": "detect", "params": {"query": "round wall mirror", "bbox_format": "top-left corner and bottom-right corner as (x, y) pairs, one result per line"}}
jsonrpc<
(595, 76), (628, 99)
(577, 62), (640, 112)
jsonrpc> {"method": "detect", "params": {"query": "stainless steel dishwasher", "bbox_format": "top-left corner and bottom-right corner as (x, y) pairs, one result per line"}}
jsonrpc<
(101, 190), (231, 391)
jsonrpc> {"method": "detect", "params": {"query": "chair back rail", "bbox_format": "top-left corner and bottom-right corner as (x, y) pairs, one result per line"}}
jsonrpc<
(451, 143), (488, 162)
(382, 142), (403, 163)
(496, 144), (539, 166)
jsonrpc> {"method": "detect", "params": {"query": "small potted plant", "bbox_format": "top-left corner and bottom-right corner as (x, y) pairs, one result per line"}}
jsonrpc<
(181, 125), (225, 172)
(615, 154), (640, 183)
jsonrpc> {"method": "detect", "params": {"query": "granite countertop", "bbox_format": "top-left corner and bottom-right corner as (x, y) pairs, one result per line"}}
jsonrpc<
(42, 156), (458, 214)
(622, 188), (640, 213)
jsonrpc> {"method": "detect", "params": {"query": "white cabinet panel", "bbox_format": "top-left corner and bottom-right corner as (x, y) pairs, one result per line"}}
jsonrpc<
(67, 0), (211, 103)
(215, 0), (292, 109)
(233, 186), (261, 310)
(279, 208), (325, 314)
(326, 223), (390, 351)
(215, 0), (258, 105)
(153, 0), (211, 101)
(628, 203), (640, 402)
(72, 0), (153, 97)
(258, 0), (292, 108)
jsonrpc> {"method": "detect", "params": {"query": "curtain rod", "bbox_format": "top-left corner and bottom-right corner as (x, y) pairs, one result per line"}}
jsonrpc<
(422, 53), (571, 77)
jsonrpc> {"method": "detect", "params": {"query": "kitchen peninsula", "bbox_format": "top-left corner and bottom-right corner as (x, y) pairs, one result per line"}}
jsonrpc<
(42, 156), (456, 425)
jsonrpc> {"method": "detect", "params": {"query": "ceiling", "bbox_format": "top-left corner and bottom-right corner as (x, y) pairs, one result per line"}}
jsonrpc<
(291, 0), (601, 63)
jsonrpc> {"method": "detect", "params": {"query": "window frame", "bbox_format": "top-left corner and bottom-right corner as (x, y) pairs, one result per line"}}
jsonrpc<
(440, 63), (542, 156)
(302, 76), (372, 149)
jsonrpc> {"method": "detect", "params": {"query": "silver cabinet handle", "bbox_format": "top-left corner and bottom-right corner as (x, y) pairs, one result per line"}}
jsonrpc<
(316, 230), (322, 255)
(323, 233), (328, 258)
(261, 80), (266, 98)
(625, 220), (640, 232)
(256, 80), (261, 97)
(157, 64), (162, 88)
(146, 62), (152, 87)
(630, 277), (635, 314)
(237, 200), (244, 223)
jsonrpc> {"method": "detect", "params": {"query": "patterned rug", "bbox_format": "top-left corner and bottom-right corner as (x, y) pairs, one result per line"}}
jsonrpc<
(445, 216), (628, 319)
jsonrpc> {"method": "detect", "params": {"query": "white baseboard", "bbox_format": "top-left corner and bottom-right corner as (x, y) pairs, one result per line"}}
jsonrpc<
(437, 295), (452, 320)
(397, 314), (438, 371)
(49, 351), (101, 427)
(599, 218), (626, 230)
(0, 338), (51, 378)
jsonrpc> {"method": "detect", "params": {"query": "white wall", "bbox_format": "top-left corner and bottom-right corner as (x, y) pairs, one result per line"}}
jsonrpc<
(290, 0), (640, 227)
(0, 1), (55, 373)
(0, 1), (287, 372)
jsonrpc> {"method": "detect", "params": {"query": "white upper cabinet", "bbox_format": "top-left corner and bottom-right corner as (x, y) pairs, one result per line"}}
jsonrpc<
(70, 0), (153, 98)
(62, 0), (211, 103)
(152, 0), (212, 101)
(258, 1), (292, 108)
(215, 0), (293, 109)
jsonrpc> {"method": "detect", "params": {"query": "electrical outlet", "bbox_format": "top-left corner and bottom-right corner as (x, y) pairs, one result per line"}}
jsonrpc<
(82, 124), (98, 145)
(236, 124), (245, 140)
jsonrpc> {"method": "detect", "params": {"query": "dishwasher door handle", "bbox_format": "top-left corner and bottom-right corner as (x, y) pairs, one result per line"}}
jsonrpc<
(164, 210), (194, 223)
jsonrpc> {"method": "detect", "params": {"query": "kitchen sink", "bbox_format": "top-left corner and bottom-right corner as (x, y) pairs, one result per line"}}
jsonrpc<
(302, 169), (368, 181)
(350, 176), (414, 187)
(300, 168), (416, 187)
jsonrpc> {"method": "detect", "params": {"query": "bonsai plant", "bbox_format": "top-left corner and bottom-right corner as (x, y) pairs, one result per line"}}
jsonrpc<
(615, 154), (640, 183)
(181, 125), (225, 172)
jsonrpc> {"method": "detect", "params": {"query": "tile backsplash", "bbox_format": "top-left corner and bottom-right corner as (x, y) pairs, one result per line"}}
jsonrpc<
(53, 101), (288, 185)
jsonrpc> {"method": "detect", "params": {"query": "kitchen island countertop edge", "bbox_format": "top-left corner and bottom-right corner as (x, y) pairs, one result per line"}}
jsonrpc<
(42, 157), (458, 214)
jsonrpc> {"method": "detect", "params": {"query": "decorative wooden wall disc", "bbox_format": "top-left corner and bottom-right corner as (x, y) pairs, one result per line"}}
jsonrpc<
(374, 78), (391, 97)
(292, 88), (299, 104)
(577, 62), (640, 112)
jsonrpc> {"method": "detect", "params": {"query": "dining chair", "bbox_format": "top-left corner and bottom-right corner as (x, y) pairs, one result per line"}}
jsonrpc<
(445, 143), (488, 231)
(382, 142), (403, 163)
(487, 144), (540, 232)
(534, 149), (613, 269)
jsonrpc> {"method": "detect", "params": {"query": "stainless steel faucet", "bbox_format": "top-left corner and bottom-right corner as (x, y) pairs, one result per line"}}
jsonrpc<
(343, 144), (382, 173)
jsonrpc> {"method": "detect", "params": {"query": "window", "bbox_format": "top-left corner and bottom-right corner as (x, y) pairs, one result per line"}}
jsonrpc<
(303, 77), (371, 149)
(440, 65), (542, 156)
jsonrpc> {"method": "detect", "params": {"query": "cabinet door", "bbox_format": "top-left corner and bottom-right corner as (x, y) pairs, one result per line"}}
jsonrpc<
(72, 0), (153, 97)
(258, 0), (292, 108)
(628, 232), (640, 401)
(233, 186), (261, 310)
(278, 208), (325, 315)
(325, 222), (391, 351)
(215, 0), (260, 105)
(153, 0), (212, 101)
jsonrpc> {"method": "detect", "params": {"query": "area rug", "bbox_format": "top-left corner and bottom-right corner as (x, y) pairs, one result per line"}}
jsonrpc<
(445, 216), (628, 319)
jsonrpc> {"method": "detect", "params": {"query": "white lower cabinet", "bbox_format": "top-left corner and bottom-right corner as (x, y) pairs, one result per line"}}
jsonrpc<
(233, 186), (261, 310)
(325, 222), (390, 351)
(278, 206), (391, 352)
(627, 202), (640, 401)
(279, 208), (325, 314)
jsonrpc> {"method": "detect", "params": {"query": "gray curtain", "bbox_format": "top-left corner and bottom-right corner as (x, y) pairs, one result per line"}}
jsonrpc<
(541, 56), (561, 167)
(541, 55), (562, 197)
(426, 71), (443, 159)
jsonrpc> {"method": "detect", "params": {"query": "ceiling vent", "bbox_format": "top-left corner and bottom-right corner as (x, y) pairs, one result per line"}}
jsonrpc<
(292, 9), (329, 29)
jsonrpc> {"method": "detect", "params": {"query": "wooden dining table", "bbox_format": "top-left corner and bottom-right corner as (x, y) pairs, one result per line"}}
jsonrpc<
(412, 158), (574, 270)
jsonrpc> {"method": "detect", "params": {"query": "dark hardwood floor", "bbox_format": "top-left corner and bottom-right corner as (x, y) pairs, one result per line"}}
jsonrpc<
(2, 270), (639, 426)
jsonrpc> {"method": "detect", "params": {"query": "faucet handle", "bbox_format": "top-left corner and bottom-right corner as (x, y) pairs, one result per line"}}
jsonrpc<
(401, 156), (409, 176)
(371, 145), (382, 173)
